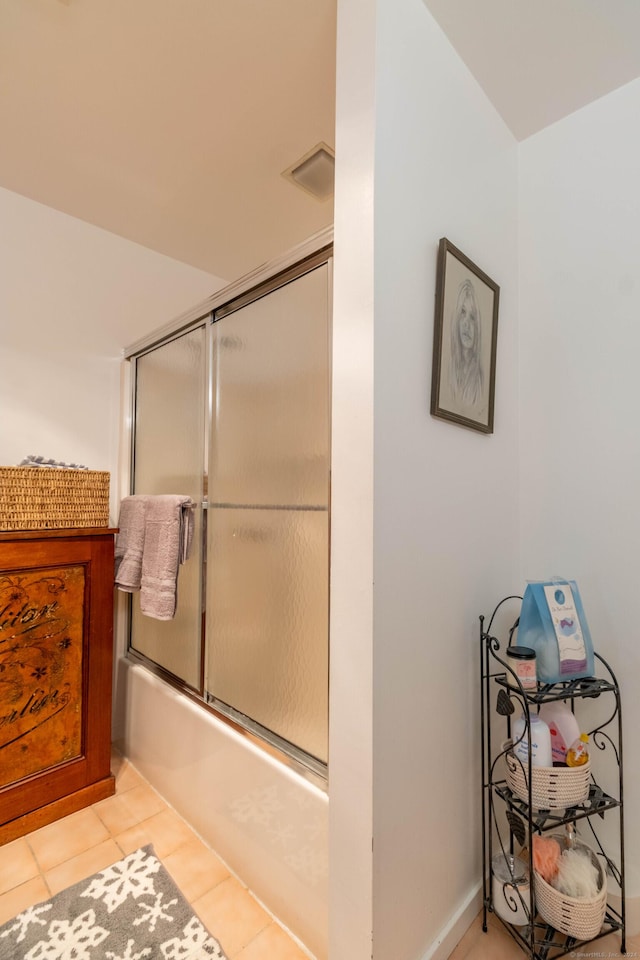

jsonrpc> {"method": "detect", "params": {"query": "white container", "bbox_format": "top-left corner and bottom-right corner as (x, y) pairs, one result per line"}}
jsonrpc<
(512, 713), (552, 768)
(492, 853), (530, 925)
(506, 645), (537, 690)
(539, 701), (581, 765)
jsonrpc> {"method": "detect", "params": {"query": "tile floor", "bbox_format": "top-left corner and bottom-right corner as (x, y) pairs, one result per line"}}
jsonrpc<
(1, 751), (636, 960)
(0, 749), (310, 959)
(447, 906), (638, 960)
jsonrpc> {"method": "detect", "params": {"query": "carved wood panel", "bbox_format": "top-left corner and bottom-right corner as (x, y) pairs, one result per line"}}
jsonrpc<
(0, 565), (85, 785)
(0, 528), (117, 841)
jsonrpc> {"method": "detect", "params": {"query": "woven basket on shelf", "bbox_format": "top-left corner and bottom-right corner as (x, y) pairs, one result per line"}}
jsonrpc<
(0, 467), (110, 531)
(533, 837), (607, 940)
(505, 750), (591, 810)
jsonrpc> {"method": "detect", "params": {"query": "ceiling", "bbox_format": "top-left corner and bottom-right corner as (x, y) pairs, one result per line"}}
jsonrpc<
(1, 0), (639, 282)
(423, 0), (640, 141)
(0, 0), (337, 281)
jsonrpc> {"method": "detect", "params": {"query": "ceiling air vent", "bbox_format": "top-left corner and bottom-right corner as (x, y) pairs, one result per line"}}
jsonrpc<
(282, 142), (335, 201)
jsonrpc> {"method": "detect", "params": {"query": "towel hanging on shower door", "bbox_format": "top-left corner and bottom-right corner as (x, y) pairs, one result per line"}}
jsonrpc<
(114, 494), (195, 620)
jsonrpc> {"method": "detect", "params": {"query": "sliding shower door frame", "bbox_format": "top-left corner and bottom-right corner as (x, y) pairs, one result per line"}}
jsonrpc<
(124, 228), (333, 786)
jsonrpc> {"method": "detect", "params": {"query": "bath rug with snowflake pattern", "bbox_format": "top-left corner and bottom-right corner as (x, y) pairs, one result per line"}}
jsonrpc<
(0, 844), (227, 959)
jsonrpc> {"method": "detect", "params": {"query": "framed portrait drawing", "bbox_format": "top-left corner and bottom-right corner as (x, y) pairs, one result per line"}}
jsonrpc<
(430, 238), (500, 434)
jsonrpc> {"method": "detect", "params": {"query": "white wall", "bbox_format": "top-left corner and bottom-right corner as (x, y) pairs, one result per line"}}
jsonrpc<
(331, 1), (520, 958)
(0, 186), (222, 517)
(329, 0), (376, 956)
(372, 3), (519, 959)
(519, 77), (640, 901)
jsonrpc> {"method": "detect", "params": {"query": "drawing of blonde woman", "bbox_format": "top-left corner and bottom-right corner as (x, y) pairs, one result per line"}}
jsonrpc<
(449, 278), (483, 409)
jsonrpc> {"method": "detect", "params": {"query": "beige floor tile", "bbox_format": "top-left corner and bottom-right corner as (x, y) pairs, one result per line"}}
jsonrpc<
(193, 876), (271, 959)
(447, 912), (486, 960)
(27, 807), (110, 872)
(44, 838), (123, 896)
(461, 925), (523, 960)
(114, 808), (199, 859)
(163, 837), (231, 903)
(113, 759), (147, 795)
(0, 837), (39, 896)
(584, 930), (633, 958)
(108, 817), (155, 856)
(93, 792), (140, 834)
(110, 748), (127, 777)
(236, 921), (311, 960)
(0, 877), (51, 925)
(447, 909), (528, 960)
(117, 783), (167, 821)
(111, 782), (168, 826)
(445, 911), (635, 960)
(94, 783), (166, 835)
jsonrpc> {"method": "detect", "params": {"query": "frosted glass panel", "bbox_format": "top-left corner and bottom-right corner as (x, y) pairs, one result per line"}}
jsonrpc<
(127, 255), (331, 767)
(206, 264), (330, 764)
(130, 327), (206, 689)
(207, 507), (329, 763)
(210, 264), (330, 508)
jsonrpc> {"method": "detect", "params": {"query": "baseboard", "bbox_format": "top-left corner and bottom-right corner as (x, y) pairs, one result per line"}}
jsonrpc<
(418, 882), (483, 960)
(417, 887), (639, 960)
(0, 775), (115, 845)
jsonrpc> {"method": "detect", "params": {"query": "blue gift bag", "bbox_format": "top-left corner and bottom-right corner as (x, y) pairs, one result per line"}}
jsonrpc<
(517, 579), (595, 684)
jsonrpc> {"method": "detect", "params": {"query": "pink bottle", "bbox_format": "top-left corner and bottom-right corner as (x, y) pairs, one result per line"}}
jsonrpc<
(539, 701), (580, 765)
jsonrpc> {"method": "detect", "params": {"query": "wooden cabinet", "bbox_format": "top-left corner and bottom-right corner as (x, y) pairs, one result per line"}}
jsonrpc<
(0, 528), (116, 843)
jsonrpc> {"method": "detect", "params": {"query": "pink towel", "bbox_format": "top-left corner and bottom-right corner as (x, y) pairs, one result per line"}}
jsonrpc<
(114, 496), (148, 592)
(115, 495), (195, 620)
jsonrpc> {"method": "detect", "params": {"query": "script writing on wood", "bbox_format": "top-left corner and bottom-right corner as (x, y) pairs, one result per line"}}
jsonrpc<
(0, 566), (85, 785)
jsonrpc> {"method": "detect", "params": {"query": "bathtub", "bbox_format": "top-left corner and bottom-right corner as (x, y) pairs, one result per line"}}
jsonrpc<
(113, 659), (328, 958)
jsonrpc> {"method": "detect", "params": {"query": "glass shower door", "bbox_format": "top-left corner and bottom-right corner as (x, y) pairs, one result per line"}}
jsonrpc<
(130, 324), (207, 690)
(206, 264), (330, 764)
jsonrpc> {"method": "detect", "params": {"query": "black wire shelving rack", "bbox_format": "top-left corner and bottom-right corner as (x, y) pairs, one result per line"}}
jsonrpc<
(480, 596), (626, 959)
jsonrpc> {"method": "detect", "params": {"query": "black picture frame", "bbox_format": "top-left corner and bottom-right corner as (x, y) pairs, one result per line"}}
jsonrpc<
(430, 238), (500, 434)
